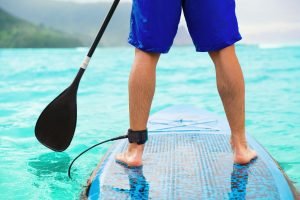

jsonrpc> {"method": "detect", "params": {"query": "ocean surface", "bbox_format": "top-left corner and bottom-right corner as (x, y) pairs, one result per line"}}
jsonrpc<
(0, 45), (299, 199)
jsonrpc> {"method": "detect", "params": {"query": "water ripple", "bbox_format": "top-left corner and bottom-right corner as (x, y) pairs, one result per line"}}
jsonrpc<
(0, 46), (300, 198)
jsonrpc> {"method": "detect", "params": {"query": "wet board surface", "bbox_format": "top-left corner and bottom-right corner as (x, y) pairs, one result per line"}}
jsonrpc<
(83, 105), (298, 200)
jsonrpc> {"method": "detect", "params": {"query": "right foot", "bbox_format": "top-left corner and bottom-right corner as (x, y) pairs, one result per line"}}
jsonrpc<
(233, 147), (257, 165)
(230, 138), (257, 165)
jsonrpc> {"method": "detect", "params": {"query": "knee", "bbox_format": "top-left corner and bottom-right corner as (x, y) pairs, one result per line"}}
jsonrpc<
(208, 45), (236, 66)
(133, 48), (160, 69)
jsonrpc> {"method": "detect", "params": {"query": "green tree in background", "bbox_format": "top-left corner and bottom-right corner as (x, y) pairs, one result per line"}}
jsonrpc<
(0, 8), (82, 48)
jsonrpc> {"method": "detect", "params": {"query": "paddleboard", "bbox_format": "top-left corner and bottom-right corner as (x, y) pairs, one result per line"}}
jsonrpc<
(82, 105), (298, 199)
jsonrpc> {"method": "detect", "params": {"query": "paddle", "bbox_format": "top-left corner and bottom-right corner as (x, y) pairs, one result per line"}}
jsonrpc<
(35, 0), (120, 152)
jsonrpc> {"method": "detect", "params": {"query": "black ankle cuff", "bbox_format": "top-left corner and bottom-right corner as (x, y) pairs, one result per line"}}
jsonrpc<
(127, 129), (148, 145)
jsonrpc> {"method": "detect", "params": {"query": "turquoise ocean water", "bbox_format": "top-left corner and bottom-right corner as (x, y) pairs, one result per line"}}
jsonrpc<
(0, 45), (299, 199)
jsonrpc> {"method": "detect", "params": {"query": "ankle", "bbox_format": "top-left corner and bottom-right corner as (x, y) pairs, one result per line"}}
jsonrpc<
(231, 133), (246, 143)
(231, 137), (248, 150)
(127, 143), (144, 152)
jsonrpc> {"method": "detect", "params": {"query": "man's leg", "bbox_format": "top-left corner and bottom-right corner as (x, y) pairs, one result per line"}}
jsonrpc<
(116, 48), (160, 167)
(209, 45), (257, 164)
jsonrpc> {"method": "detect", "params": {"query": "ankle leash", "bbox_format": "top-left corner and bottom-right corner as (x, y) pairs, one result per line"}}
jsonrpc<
(68, 128), (148, 179)
(128, 129), (148, 144)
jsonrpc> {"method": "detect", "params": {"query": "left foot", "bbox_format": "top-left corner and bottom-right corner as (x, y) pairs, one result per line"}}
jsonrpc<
(115, 143), (144, 167)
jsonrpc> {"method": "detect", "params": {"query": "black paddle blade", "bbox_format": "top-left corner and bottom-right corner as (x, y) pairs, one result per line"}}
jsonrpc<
(35, 68), (84, 152)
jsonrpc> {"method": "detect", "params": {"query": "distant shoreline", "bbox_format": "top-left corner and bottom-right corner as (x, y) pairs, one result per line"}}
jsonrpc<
(1, 43), (300, 50)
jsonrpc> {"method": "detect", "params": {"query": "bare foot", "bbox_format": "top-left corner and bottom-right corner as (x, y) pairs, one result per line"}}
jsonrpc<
(230, 137), (257, 165)
(233, 147), (257, 165)
(115, 143), (144, 167)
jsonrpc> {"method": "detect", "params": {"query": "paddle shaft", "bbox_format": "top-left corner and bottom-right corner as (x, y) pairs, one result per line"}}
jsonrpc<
(80, 0), (120, 70)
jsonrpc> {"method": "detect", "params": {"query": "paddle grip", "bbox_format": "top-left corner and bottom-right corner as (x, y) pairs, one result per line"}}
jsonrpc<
(87, 0), (120, 58)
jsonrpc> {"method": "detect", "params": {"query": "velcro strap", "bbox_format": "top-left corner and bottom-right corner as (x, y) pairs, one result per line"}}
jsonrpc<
(127, 129), (148, 145)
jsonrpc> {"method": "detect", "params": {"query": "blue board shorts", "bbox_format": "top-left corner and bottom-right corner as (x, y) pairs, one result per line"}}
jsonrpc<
(128, 0), (242, 53)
